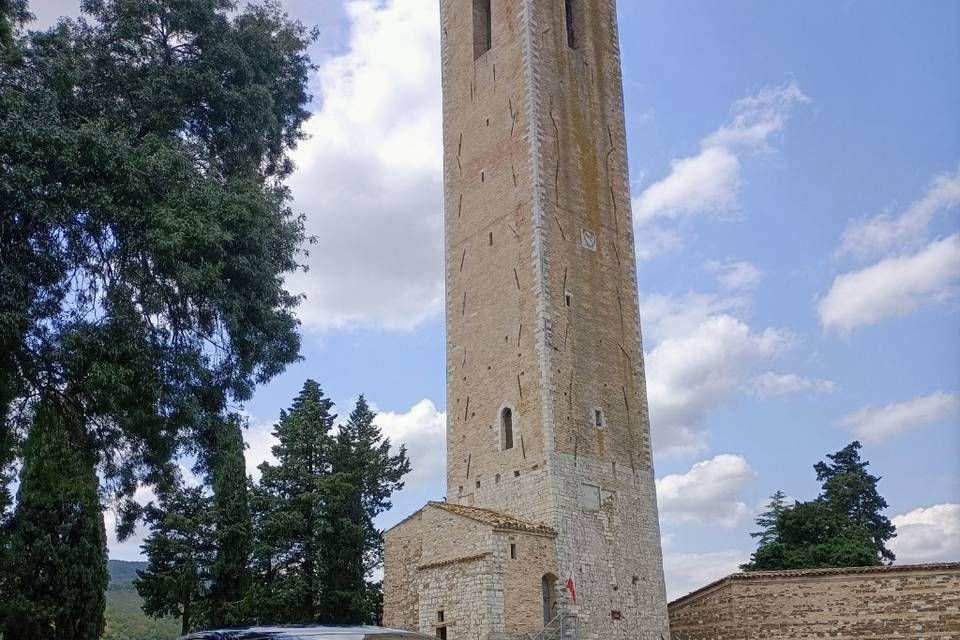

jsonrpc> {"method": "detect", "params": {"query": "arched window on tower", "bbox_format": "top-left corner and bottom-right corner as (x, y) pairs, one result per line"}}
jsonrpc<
(501, 407), (514, 450)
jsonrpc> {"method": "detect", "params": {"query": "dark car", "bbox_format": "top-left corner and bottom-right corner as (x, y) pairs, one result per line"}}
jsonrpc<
(179, 626), (435, 640)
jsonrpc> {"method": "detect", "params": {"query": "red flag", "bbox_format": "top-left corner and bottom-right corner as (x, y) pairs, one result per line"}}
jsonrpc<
(566, 577), (577, 603)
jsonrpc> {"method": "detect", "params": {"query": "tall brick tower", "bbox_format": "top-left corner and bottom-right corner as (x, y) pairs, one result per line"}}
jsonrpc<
(384, 2), (670, 638)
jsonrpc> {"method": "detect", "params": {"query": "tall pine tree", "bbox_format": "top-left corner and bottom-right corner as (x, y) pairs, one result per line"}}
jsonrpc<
(318, 396), (410, 624)
(136, 483), (216, 636)
(0, 395), (108, 640)
(252, 381), (336, 624)
(815, 441), (896, 563)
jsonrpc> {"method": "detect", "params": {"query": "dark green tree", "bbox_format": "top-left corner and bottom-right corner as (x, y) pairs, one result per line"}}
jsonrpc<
(0, 0), (29, 58)
(0, 395), (108, 640)
(743, 442), (896, 571)
(815, 441), (896, 563)
(136, 484), (216, 636)
(1, 0), (314, 631)
(0, 0), (312, 525)
(318, 396), (410, 624)
(250, 381), (337, 623)
(206, 414), (254, 627)
(749, 490), (788, 547)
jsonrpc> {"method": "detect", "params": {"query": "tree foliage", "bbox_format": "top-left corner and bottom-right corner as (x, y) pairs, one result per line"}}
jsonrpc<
(0, 395), (108, 640)
(250, 380), (337, 623)
(206, 414), (254, 628)
(318, 396), (410, 624)
(0, 0), (314, 633)
(135, 484), (215, 636)
(750, 490), (787, 546)
(742, 442), (896, 571)
(0, 0), (313, 526)
(248, 383), (410, 625)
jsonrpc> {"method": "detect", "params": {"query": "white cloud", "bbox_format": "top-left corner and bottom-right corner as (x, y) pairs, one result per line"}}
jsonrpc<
(633, 146), (741, 223)
(838, 170), (960, 260)
(285, 0), (444, 331)
(373, 399), (446, 489)
(818, 234), (960, 332)
(701, 83), (810, 151)
(641, 290), (750, 345)
(633, 82), (808, 225)
(635, 225), (684, 263)
(657, 454), (755, 527)
(749, 372), (836, 398)
(662, 549), (749, 601)
(705, 259), (763, 291)
(890, 504), (960, 564)
(837, 392), (959, 444)
(645, 303), (793, 454)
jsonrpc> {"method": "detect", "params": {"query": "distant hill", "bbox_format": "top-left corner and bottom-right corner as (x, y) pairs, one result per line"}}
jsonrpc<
(103, 560), (180, 640)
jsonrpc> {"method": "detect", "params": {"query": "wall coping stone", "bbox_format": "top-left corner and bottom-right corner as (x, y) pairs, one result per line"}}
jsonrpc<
(669, 562), (960, 610)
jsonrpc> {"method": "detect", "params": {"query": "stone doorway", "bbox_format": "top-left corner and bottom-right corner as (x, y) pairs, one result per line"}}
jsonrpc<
(541, 573), (558, 625)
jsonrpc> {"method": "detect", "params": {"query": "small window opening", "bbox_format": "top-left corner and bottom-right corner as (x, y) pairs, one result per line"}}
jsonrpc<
(474, 0), (492, 59)
(594, 408), (604, 429)
(476, 480), (481, 489)
(489, 231), (494, 245)
(565, 291), (572, 307)
(436, 610), (447, 639)
(501, 407), (514, 450)
(510, 543), (517, 559)
(514, 470), (521, 477)
(564, 0), (581, 50)
(495, 473), (501, 485)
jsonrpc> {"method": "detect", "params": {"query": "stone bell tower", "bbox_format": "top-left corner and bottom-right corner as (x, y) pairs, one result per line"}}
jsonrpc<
(384, 1), (670, 638)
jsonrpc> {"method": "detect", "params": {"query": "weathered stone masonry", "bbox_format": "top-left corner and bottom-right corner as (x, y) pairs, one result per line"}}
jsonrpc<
(668, 563), (960, 640)
(384, 2), (670, 638)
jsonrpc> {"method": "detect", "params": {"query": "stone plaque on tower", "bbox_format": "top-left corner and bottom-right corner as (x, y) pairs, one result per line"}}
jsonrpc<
(383, 2), (670, 638)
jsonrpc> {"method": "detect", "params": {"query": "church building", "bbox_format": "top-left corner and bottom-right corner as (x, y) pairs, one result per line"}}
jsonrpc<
(383, 1), (671, 638)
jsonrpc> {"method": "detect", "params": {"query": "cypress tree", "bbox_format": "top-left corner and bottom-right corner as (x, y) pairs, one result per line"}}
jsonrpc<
(318, 396), (410, 624)
(207, 413), (254, 627)
(0, 396), (108, 640)
(253, 381), (337, 623)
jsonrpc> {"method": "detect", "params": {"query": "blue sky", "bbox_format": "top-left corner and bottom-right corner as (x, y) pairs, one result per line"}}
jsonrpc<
(35, 0), (959, 599)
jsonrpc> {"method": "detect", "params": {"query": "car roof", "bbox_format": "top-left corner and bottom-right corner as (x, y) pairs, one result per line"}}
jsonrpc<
(180, 626), (433, 639)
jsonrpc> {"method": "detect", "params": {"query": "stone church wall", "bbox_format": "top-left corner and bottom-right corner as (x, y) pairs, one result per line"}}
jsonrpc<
(668, 563), (960, 639)
(384, 504), (558, 638)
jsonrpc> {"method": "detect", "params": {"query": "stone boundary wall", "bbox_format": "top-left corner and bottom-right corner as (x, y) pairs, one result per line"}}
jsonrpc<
(668, 563), (960, 639)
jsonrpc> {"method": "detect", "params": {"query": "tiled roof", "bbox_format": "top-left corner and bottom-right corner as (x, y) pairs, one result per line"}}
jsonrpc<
(427, 501), (555, 535)
(669, 562), (960, 608)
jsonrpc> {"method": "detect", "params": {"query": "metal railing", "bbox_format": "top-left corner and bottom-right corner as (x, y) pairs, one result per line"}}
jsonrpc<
(525, 613), (579, 640)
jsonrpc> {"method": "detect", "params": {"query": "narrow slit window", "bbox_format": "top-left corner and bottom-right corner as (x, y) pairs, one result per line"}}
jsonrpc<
(474, 0), (492, 59)
(510, 543), (517, 559)
(564, 0), (582, 50)
(501, 407), (514, 450)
